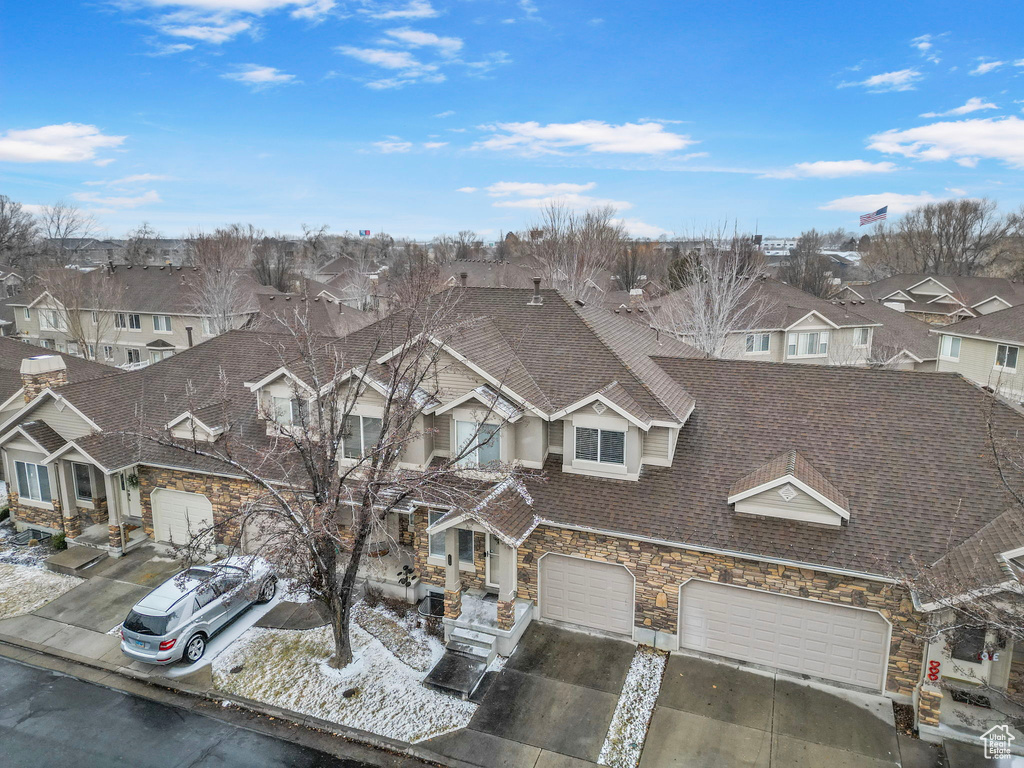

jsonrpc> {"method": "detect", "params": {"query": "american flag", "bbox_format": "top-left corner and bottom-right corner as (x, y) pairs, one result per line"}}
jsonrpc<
(859, 206), (888, 226)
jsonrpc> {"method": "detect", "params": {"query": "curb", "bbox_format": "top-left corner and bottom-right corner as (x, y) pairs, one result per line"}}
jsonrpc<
(0, 631), (477, 768)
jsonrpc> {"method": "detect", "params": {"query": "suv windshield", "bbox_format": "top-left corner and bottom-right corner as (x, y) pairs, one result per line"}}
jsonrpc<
(123, 610), (172, 636)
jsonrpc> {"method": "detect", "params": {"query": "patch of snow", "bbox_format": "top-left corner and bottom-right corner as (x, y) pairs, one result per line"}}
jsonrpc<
(598, 646), (668, 768)
(488, 654), (507, 673)
(0, 563), (82, 620)
(212, 602), (474, 743)
(0, 518), (56, 567)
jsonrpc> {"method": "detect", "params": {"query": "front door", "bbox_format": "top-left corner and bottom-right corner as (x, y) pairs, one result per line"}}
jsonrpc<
(118, 471), (142, 520)
(485, 534), (500, 589)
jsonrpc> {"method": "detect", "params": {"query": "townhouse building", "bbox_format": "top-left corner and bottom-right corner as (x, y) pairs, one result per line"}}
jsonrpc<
(2, 285), (1023, 741)
(933, 304), (1024, 402)
(840, 275), (1024, 325)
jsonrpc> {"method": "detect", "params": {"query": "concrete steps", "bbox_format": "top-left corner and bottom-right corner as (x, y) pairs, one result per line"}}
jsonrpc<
(45, 546), (106, 577)
(423, 628), (497, 699)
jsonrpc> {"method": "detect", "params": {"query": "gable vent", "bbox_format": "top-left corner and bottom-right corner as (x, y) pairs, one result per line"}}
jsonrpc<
(592, 402), (607, 415)
(777, 484), (797, 502)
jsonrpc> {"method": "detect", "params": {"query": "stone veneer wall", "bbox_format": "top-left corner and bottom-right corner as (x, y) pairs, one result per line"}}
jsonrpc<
(513, 525), (924, 698)
(137, 466), (260, 547)
(8, 490), (68, 534)
(412, 509), (489, 591)
(21, 369), (68, 402)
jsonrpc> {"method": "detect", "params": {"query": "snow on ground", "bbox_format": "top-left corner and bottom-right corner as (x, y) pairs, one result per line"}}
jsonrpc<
(0, 518), (57, 567)
(212, 601), (473, 743)
(0, 563), (82, 620)
(598, 646), (668, 768)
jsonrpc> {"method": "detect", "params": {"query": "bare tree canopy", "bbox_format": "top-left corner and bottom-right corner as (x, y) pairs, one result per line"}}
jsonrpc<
(186, 225), (258, 334)
(252, 233), (297, 292)
(136, 288), (525, 668)
(38, 266), (128, 360)
(863, 198), (1023, 277)
(0, 194), (37, 268)
(39, 200), (97, 267)
(123, 222), (163, 266)
(613, 241), (654, 293)
(778, 229), (836, 299)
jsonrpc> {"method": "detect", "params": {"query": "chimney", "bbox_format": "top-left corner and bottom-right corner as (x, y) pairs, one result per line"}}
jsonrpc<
(460, 271), (468, 288)
(528, 277), (543, 306)
(185, 326), (194, 347)
(21, 355), (68, 402)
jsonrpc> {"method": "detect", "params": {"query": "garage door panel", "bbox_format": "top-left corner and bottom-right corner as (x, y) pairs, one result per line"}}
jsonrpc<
(679, 581), (888, 691)
(152, 489), (215, 549)
(540, 554), (633, 636)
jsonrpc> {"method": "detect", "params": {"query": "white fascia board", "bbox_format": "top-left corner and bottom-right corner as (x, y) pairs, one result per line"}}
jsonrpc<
(26, 291), (56, 310)
(433, 388), (524, 422)
(244, 367), (316, 395)
(548, 391), (652, 430)
(932, 329), (1024, 347)
(0, 388), (26, 417)
(843, 287), (867, 299)
(727, 474), (850, 520)
(41, 441), (112, 473)
(916, 580), (1024, 612)
(926, 293), (965, 306)
(783, 310), (840, 331)
(0, 425), (51, 454)
(971, 295), (1011, 311)
(2, 389), (103, 435)
(880, 290), (915, 302)
(906, 277), (953, 296)
(164, 412), (222, 437)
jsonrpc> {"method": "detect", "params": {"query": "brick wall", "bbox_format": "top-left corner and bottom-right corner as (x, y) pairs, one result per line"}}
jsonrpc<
(513, 525), (923, 698)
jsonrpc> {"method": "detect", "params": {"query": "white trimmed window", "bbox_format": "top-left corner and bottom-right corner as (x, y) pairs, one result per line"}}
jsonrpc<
(23, 307), (30, 320)
(39, 309), (65, 332)
(125, 348), (141, 364)
(15, 461), (51, 503)
(272, 396), (308, 427)
(575, 426), (625, 465)
(940, 335), (961, 361)
(341, 415), (382, 458)
(91, 310), (99, 325)
(455, 421), (501, 468)
(153, 315), (172, 333)
(150, 349), (173, 364)
(428, 510), (474, 563)
(787, 331), (829, 357)
(745, 333), (770, 354)
(853, 327), (870, 347)
(72, 462), (93, 501)
(103, 345), (114, 361)
(115, 313), (141, 331)
(996, 344), (1019, 372)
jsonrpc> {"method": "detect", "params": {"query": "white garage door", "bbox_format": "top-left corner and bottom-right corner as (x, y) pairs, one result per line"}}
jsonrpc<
(539, 554), (634, 636)
(151, 489), (215, 549)
(679, 580), (889, 691)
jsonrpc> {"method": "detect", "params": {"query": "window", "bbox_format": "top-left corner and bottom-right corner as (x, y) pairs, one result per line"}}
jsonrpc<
(853, 327), (870, 347)
(87, 344), (96, 359)
(91, 310), (99, 325)
(342, 415), (382, 458)
(787, 331), (829, 357)
(454, 421), (501, 468)
(745, 333), (770, 354)
(39, 309), (65, 332)
(67, 341), (80, 357)
(38, 339), (54, 350)
(153, 315), (172, 333)
(150, 349), (174, 364)
(15, 461), (51, 503)
(103, 345), (114, 361)
(72, 462), (93, 501)
(428, 510), (474, 563)
(115, 313), (141, 331)
(201, 317), (215, 336)
(950, 627), (988, 663)
(23, 307), (30, 320)
(996, 344), (1019, 372)
(940, 335), (961, 360)
(125, 348), (141, 365)
(575, 427), (625, 464)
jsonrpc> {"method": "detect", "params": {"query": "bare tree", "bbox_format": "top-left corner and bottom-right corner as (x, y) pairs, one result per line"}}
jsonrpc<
(613, 241), (653, 292)
(123, 222), (162, 266)
(39, 201), (97, 267)
(139, 290), (523, 668)
(252, 235), (296, 292)
(779, 229), (836, 298)
(186, 226), (257, 334)
(386, 241), (443, 306)
(299, 224), (333, 276)
(38, 267), (127, 359)
(454, 230), (481, 260)
(863, 199), (1022, 277)
(650, 230), (773, 358)
(0, 195), (37, 270)
(524, 202), (625, 302)
(431, 234), (458, 264)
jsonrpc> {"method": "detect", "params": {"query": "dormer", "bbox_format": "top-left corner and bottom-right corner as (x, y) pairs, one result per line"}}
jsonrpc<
(244, 366), (316, 435)
(165, 411), (226, 442)
(728, 450), (850, 526)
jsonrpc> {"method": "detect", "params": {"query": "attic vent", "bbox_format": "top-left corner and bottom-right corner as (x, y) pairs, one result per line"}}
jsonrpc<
(777, 484), (797, 502)
(592, 402), (607, 415)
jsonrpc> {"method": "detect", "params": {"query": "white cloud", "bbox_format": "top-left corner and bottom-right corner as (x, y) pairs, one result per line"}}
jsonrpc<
(839, 68), (923, 92)
(761, 160), (900, 179)
(946, 187), (967, 195)
(337, 46), (440, 86)
(73, 190), (161, 210)
(485, 181), (597, 197)
(160, 19), (253, 43)
(147, 42), (196, 55)
(476, 120), (695, 156)
(819, 192), (945, 214)
(422, 141), (448, 149)
(910, 34), (942, 63)
(373, 139), (413, 153)
(93, 158), (117, 167)
(0, 123), (126, 163)
(383, 27), (462, 56)
(920, 97), (998, 118)
(222, 64), (298, 90)
(434, 110), (455, 118)
(970, 59), (1005, 76)
(868, 116), (1024, 169)
(361, 0), (438, 20)
(456, 186), (477, 193)
(83, 173), (174, 187)
(612, 217), (670, 239)
(493, 193), (632, 210)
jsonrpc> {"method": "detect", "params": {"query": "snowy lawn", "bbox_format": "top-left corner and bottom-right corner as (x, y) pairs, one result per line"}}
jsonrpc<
(598, 646), (668, 768)
(212, 601), (475, 743)
(0, 563), (82, 620)
(0, 518), (58, 567)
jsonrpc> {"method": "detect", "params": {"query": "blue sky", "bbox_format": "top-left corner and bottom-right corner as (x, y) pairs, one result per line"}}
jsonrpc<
(2, 1), (1023, 240)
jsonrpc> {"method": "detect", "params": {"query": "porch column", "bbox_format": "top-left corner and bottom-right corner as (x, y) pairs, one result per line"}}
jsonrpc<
(55, 462), (80, 538)
(104, 473), (123, 556)
(443, 527), (462, 619)
(496, 541), (517, 631)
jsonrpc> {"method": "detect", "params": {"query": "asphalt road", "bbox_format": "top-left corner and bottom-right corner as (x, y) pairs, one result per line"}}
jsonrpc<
(0, 657), (374, 767)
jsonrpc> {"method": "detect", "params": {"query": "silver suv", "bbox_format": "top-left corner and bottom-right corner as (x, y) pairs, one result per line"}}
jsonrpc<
(120, 557), (276, 665)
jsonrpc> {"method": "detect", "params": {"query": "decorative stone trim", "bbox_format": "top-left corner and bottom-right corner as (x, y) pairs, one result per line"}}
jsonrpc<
(917, 688), (942, 728)
(444, 587), (463, 619)
(8, 490), (68, 534)
(108, 525), (123, 551)
(497, 599), (514, 630)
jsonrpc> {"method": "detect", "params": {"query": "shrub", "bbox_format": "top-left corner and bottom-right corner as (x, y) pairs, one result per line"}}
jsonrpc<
(363, 584), (384, 608)
(51, 532), (67, 551)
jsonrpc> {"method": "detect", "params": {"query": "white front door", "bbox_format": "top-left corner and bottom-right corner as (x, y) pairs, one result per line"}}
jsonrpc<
(485, 533), (500, 589)
(118, 471), (142, 519)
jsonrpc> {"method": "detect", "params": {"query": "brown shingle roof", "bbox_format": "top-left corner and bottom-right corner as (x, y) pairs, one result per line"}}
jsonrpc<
(21, 421), (68, 454)
(849, 275), (1024, 312)
(827, 299), (939, 361)
(0, 336), (119, 407)
(728, 449), (850, 513)
(939, 302), (1024, 346)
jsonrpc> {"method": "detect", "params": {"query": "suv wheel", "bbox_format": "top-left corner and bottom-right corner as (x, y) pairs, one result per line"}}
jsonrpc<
(183, 633), (206, 664)
(256, 577), (277, 604)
